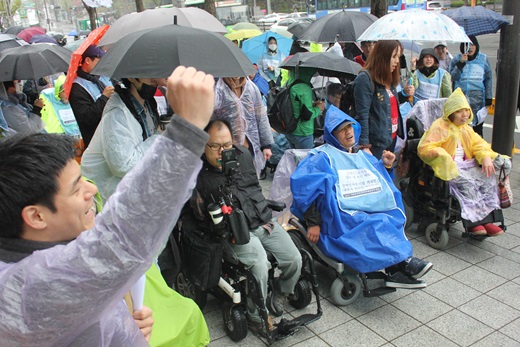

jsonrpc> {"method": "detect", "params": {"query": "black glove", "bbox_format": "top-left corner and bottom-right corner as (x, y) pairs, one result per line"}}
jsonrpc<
(456, 61), (466, 71)
(485, 99), (493, 107)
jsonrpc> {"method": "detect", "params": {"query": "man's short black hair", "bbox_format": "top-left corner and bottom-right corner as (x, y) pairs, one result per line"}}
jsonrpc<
(0, 133), (75, 238)
(204, 119), (232, 135)
(326, 83), (344, 98)
(3, 81), (15, 90)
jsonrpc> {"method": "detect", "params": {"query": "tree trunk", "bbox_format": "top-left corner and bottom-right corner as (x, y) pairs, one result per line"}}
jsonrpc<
(204, 0), (216, 17)
(135, 0), (145, 12)
(83, 1), (97, 30)
(371, 0), (388, 18)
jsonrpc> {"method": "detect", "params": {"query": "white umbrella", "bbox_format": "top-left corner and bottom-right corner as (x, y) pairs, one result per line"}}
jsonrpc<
(98, 7), (227, 48)
(358, 9), (471, 44)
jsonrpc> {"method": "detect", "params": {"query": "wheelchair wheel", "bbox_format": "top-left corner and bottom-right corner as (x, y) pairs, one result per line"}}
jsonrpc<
(175, 271), (207, 309)
(288, 277), (313, 309)
(425, 222), (449, 250)
(288, 229), (312, 254)
(222, 303), (248, 342)
(329, 274), (361, 306)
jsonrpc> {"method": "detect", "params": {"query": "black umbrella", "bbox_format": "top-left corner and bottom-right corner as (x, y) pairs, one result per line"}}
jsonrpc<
(0, 43), (72, 81)
(287, 22), (311, 40)
(280, 52), (362, 79)
(92, 25), (255, 78)
(299, 10), (377, 43)
(4, 26), (27, 35)
(0, 33), (28, 53)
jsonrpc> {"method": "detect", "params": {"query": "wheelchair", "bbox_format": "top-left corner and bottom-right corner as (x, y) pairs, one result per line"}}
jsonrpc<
(398, 111), (506, 250)
(269, 149), (403, 307)
(165, 200), (322, 345)
(286, 219), (398, 306)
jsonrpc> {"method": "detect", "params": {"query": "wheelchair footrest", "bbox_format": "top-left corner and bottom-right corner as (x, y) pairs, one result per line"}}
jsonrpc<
(364, 271), (387, 280)
(271, 313), (323, 342)
(461, 232), (488, 240)
(363, 286), (397, 297)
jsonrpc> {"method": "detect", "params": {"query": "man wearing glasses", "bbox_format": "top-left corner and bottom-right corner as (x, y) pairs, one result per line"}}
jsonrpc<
(69, 44), (115, 147)
(185, 119), (302, 335)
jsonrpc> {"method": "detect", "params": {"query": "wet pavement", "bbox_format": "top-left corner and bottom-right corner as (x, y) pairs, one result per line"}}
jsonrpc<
(205, 152), (520, 346)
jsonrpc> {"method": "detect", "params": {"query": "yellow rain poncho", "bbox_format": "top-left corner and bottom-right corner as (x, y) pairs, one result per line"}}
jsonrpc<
(418, 88), (498, 181)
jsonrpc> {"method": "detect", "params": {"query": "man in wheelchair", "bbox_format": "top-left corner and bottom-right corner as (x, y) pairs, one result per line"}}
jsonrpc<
(417, 88), (510, 236)
(291, 106), (432, 289)
(185, 119), (302, 334)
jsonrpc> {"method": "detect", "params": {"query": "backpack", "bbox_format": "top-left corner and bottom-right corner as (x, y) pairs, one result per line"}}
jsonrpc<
(339, 70), (374, 117)
(266, 79), (307, 134)
(339, 81), (356, 116)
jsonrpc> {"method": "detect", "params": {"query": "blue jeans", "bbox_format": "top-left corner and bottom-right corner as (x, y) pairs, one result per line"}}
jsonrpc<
(285, 133), (314, 149)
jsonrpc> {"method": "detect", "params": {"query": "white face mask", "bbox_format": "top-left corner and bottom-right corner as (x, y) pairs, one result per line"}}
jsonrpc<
(268, 44), (277, 51)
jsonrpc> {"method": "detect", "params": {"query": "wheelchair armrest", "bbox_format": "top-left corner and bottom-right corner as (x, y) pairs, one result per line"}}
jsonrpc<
(266, 199), (286, 212)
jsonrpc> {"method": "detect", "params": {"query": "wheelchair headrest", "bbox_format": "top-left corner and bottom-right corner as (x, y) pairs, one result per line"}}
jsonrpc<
(406, 116), (425, 140)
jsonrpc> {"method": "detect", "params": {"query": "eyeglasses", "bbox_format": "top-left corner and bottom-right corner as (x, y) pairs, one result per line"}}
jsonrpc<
(206, 142), (233, 152)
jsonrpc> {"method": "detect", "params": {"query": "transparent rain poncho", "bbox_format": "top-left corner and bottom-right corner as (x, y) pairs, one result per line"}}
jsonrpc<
(212, 78), (273, 177)
(0, 116), (207, 346)
(81, 93), (159, 203)
(418, 88), (509, 222)
(0, 82), (44, 134)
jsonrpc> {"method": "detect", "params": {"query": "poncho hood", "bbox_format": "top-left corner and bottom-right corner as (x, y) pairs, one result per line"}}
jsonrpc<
(54, 75), (66, 101)
(442, 87), (474, 124)
(323, 105), (360, 151)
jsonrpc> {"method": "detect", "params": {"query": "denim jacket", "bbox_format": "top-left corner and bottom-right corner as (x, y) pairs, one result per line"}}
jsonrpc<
(353, 71), (406, 148)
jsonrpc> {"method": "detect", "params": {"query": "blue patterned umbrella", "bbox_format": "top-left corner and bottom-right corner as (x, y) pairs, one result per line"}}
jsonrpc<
(443, 6), (509, 36)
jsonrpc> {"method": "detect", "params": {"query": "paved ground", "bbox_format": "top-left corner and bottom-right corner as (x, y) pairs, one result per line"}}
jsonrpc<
(204, 151), (520, 346)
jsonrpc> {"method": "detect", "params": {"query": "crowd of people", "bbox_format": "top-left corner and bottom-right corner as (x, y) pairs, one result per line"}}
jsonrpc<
(0, 17), (507, 346)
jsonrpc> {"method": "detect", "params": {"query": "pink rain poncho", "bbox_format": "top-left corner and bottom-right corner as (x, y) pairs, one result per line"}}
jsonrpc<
(0, 115), (207, 346)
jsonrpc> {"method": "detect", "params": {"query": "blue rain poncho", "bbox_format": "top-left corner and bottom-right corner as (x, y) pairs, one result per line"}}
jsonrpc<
(0, 115), (208, 346)
(290, 106), (412, 273)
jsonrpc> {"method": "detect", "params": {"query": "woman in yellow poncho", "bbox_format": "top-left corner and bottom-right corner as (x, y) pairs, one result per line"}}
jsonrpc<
(418, 88), (508, 236)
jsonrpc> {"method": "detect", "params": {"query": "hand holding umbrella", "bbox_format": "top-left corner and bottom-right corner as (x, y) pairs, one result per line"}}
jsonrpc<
(63, 25), (110, 98)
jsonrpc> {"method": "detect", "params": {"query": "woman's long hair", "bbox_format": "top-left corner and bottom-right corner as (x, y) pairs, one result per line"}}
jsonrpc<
(364, 40), (403, 88)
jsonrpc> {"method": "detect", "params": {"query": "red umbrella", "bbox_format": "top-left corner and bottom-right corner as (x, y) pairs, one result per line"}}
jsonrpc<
(64, 25), (109, 98)
(17, 27), (46, 42)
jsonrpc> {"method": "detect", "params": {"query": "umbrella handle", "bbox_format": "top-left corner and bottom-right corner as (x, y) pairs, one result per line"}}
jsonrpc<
(174, 15), (177, 25)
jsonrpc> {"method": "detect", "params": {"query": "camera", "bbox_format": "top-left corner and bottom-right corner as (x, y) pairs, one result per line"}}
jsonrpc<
(221, 148), (239, 178)
(207, 148), (249, 245)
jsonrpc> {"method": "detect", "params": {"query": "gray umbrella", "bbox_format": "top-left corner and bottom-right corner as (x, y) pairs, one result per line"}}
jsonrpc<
(299, 10), (377, 43)
(287, 22), (311, 40)
(4, 26), (27, 35)
(0, 33), (28, 53)
(92, 25), (255, 79)
(98, 7), (227, 48)
(280, 52), (362, 79)
(0, 43), (72, 81)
